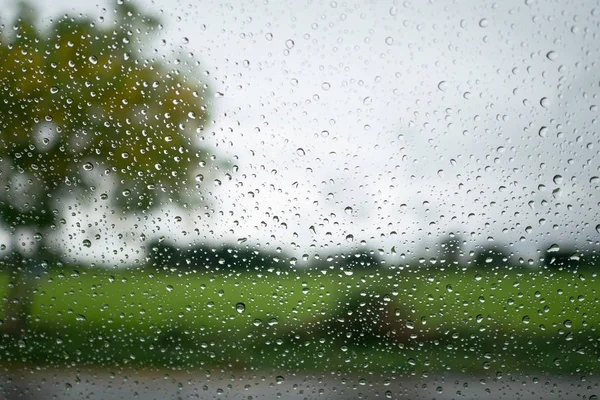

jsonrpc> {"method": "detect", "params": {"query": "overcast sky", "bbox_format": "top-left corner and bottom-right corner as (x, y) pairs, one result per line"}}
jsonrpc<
(3, 0), (600, 266)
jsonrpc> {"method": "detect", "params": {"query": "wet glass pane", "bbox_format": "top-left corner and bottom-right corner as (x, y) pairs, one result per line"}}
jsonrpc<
(1, 0), (600, 398)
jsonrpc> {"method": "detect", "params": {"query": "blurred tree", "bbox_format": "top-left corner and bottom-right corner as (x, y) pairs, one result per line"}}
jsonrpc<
(148, 240), (284, 272)
(0, 2), (220, 336)
(336, 250), (381, 270)
(473, 244), (513, 269)
(542, 245), (588, 271)
(308, 250), (381, 274)
(438, 233), (464, 266)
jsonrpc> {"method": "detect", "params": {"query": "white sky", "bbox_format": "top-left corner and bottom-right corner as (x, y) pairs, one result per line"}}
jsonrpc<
(2, 0), (600, 266)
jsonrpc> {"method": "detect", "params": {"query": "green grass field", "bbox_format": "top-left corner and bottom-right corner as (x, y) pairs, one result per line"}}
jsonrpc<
(1, 266), (598, 374)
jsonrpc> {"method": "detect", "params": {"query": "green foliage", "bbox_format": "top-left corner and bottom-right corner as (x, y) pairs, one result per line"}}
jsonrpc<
(148, 240), (285, 272)
(307, 250), (382, 273)
(472, 244), (514, 269)
(438, 233), (464, 266)
(0, 2), (215, 235)
(543, 247), (595, 271)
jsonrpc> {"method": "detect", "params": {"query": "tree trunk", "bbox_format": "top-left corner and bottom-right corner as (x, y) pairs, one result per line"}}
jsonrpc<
(1, 254), (41, 337)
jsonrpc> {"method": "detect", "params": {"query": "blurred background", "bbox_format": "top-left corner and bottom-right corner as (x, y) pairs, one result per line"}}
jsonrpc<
(1, 0), (599, 398)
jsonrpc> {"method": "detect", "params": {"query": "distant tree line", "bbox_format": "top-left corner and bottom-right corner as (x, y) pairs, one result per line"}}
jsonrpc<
(146, 240), (385, 273)
(147, 240), (285, 272)
(2, 235), (595, 274)
(436, 233), (598, 271)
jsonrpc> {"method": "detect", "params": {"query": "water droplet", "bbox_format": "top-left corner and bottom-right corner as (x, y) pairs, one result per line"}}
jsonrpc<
(538, 126), (548, 137)
(547, 243), (560, 252)
(546, 50), (557, 61)
(182, 37), (189, 44)
(82, 239), (91, 248)
(363, 96), (372, 105)
(50, 86), (60, 94)
(389, 7), (398, 16)
(285, 39), (295, 49)
(344, 206), (353, 215)
(121, 152), (130, 159)
(33, 232), (43, 241)
(385, 36), (394, 45)
(276, 376), (285, 384)
(296, 148), (305, 156)
(321, 82), (331, 90)
(564, 320), (573, 328)
(166, 285), (174, 292)
(540, 97), (549, 108)
(479, 18), (489, 28)
(596, 224), (600, 234)
(345, 234), (354, 242)
(438, 81), (447, 91)
(522, 315), (530, 324)
(82, 162), (94, 171)
(89, 55), (98, 65)
(235, 302), (246, 314)
(553, 175), (563, 184)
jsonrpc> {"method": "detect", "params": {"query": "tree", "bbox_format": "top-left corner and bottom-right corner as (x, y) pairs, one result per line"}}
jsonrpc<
(438, 233), (464, 266)
(473, 244), (513, 270)
(0, 2), (219, 335)
(147, 240), (285, 272)
(542, 245), (588, 271)
(307, 250), (382, 274)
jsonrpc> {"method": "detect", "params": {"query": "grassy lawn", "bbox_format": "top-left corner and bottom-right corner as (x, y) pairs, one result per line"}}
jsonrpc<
(0, 266), (598, 373)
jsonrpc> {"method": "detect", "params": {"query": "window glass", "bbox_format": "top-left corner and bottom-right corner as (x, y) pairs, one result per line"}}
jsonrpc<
(1, 1), (599, 399)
